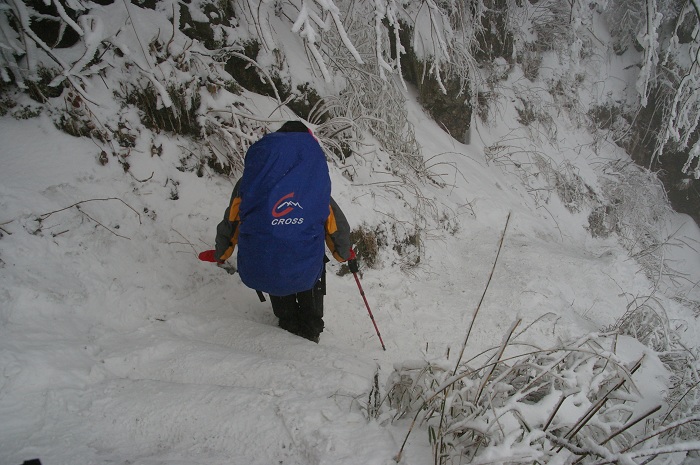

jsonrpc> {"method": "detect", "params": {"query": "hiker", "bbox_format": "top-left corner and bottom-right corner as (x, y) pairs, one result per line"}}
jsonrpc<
(199, 120), (358, 343)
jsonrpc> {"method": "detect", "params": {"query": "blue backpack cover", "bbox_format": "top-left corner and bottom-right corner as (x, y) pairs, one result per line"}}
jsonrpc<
(237, 131), (331, 296)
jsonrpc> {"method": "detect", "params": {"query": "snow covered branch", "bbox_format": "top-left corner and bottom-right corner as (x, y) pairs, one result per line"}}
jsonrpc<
(652, 0), (700, 177)
(0, 0), (72, 84)
(636, 0), (661, 107)
(288, 0), (364, 81)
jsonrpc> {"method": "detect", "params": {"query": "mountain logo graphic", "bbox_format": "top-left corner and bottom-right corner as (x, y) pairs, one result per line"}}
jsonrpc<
(272, 192), (303, 218)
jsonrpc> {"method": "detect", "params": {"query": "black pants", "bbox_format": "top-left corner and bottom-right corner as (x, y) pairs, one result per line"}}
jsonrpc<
(270, 266), (326, 341)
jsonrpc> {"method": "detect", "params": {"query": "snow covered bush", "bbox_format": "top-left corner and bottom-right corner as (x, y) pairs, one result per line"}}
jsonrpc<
(611, 296), (700, 443)
(348, 224), (384, 272)
(484, 139), (596, 215)
(345, 220), (424, 273)
(588, 160), (672, 272)
(383, 328), (700, 465)
(660, 351), (700, 443)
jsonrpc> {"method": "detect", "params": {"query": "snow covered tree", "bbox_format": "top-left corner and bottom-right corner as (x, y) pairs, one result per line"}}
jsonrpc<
(605, 0), (700, 178)
(654, 0), (700, 178)
(2, 0), (699, 183)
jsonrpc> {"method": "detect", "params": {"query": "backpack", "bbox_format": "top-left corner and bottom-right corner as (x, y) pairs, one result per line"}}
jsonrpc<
(236, 131), (331, 296)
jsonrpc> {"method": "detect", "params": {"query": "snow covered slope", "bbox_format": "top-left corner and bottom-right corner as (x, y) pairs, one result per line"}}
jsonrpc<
(1, 1), (700, 463)
(1, 82), (699, 463)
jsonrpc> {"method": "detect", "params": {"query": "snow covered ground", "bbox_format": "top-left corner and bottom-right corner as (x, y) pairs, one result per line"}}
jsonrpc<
(1, 80), (699, 464)
(1, 3), (699, 459)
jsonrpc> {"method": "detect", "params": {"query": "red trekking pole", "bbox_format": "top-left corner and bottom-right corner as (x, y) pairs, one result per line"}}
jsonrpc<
(351, 269), (386, 351)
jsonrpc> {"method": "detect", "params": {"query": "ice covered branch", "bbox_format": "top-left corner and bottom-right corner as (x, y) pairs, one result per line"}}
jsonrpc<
(636, 0), (661, 108)
(653, 0), (700, 177)
(1, 0), (72, 82)
(291, 0), (363, 82)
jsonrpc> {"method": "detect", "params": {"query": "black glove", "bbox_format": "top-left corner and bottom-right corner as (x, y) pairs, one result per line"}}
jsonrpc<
(347, 249), (359, 273)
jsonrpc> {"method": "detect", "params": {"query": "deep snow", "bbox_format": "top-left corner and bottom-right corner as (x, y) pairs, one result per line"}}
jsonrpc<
(1, 86), (699, 464)
(1, 4), (700, 461)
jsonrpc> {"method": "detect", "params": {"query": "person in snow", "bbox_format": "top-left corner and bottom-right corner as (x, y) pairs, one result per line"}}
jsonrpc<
(200, 120), (358, 343)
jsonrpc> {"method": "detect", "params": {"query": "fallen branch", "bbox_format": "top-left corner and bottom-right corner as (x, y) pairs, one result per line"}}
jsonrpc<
(38, 197), (142, 224)
(76, 205), (130, 240)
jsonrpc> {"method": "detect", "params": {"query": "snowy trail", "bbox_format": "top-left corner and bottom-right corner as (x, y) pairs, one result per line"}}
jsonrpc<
(95, 307), (376, 394)
(2, 110), (699, 464)
(0, 114), (399, 464)
(330, 223), (650, 362)
(0, 205), (671, 465)
(24, 375), (389, 465)
(2, 291), (396, 465)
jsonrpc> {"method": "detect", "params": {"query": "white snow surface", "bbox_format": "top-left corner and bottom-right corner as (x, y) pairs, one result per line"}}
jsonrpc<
(1, 8), (700, 464)
(1, 94), (699, 463)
